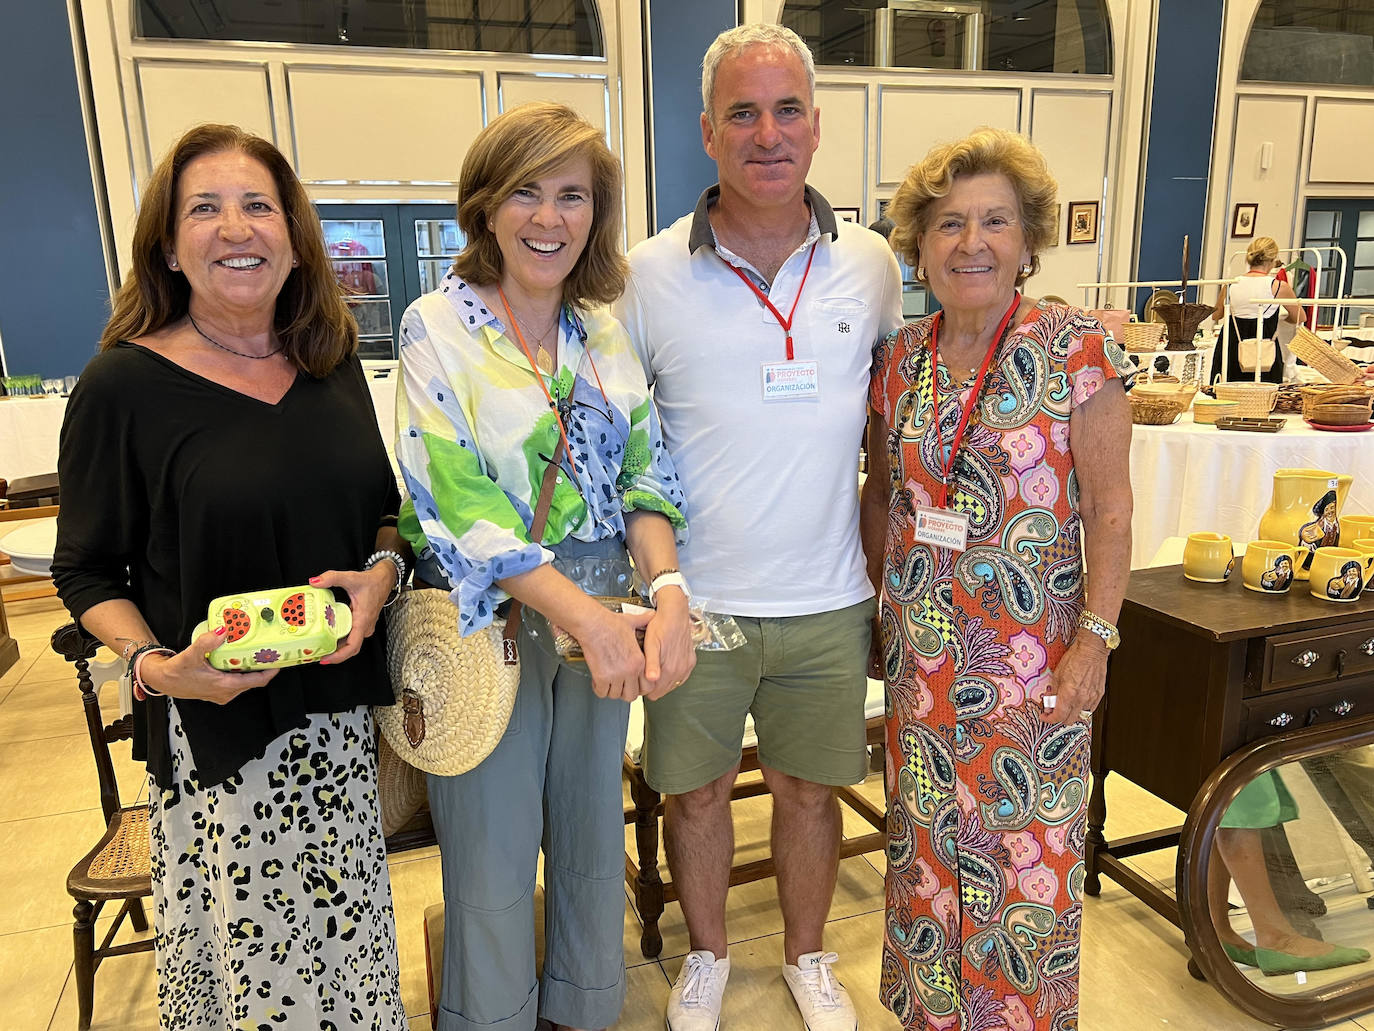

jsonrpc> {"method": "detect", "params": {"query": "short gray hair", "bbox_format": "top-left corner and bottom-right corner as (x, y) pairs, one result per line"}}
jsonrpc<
(701, 23), (816, 118)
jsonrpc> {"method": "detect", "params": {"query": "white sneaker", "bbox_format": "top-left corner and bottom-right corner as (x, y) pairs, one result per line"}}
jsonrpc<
(666, 949), (730, 1031)
(782, 951), (857, 1031)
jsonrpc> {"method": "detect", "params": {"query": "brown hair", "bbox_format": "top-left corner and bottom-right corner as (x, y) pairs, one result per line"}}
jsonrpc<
(100, 123), (355, 378)
(888, 126), (1059, 285)
(451, 102), (627, 306)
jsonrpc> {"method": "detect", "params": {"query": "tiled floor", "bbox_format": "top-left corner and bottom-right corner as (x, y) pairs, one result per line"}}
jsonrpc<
(4, 592), (1373, 1030)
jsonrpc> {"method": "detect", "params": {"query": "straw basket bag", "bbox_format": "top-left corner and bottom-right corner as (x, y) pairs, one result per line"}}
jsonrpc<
(1120, 322), (1166, 353)
(377, 589), (522, 776)
(376, 441), (563, 776)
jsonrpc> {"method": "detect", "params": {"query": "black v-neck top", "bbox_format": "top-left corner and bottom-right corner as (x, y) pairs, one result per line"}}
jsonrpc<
(52, 343), (399, 788)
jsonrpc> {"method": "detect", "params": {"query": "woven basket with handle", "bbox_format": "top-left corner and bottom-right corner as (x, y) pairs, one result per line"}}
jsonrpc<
(1290, 326), (1362, 384)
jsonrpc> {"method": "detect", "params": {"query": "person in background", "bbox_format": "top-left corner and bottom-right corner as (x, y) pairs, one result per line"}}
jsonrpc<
(863, 126), (1134, 1030)
(52, 123), (408, 1029)
(1210, 235), (1302, 383)
(395, 102), (693, 1031)
(615, 23), (903, 1031)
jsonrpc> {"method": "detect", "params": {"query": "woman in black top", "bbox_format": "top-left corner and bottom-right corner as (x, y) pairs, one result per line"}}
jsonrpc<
(52, 124), (408, 1030)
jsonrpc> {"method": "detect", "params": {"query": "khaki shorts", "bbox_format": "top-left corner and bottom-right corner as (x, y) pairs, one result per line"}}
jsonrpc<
(640, 598), (875, 795)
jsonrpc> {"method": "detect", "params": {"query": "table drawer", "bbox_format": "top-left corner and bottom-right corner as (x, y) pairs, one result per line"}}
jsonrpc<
(1258, 620), (1374, 692)
(1241, 681), (1371, 745)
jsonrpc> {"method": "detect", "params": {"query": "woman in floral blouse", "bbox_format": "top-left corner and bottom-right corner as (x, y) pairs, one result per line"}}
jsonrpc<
(396, 103), (693, 1031)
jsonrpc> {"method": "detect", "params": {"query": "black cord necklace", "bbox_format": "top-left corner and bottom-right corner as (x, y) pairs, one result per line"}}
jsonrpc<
(188, 312), (283, 360)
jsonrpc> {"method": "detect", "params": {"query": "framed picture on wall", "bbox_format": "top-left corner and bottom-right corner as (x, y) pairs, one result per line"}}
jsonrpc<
(834, 206), (861, 223)
(1231, 202), (1258, 239)
(1067, 201), (1098, 245)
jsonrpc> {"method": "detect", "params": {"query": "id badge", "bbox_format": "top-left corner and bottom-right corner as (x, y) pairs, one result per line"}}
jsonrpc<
(913, 505), (970, 552)
(761, 360), (820, 402)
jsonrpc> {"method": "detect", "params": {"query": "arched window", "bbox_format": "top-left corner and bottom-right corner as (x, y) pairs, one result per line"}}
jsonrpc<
(135, 0), (605, 58)
(781, 0), (1111, 74)
(1242, 0), (1373, 86)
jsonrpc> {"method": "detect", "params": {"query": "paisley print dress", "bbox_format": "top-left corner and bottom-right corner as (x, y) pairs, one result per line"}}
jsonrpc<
(867, 301), (1132, 1031)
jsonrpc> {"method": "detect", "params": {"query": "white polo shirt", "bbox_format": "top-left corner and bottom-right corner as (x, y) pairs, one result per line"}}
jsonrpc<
(615, 186), (903, 616)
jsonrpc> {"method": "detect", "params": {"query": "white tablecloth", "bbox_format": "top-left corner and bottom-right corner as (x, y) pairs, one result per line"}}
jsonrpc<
(0, 396), (68, 481)
(1130, 413), (1374, 568)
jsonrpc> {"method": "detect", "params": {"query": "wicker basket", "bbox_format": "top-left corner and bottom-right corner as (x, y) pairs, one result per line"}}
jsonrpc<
(1121, 322), (1166, 353)
(1130, 394), (1189, 425)
(1301, 384), (1373, 419)
(1290, 326), (1363, 384)
(1153, 301), (1214, 350)
(1132, 382), (1198, 409)
(1213, 381), (1280, 418)
(1192, 398), (1239, 425)
(1307, 403), (1373, 427)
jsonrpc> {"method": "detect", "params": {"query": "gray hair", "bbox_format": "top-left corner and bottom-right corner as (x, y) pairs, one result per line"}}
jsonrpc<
(701, 23), (816, 118)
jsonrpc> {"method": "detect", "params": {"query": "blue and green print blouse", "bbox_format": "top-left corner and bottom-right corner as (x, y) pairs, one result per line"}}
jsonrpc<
(396, 272), (687, 635)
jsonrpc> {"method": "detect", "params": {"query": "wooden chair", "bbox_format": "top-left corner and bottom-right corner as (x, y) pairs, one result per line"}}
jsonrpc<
(622, 715), (887, 958)
(0, 501), (59, 601)
(52, 621), (154, 1030)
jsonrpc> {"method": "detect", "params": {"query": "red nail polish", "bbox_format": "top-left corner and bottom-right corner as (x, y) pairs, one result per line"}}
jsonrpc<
(309, 576), (321, 585)
(214, 625), (227, 636)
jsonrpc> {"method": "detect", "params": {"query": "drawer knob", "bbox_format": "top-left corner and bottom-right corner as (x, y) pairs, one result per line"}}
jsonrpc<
(1292, 650), (1321, 669)
(1332, 700), (1355, 717)
(1269, 712), (1295, 728)
(1363, 638), (1374, 657)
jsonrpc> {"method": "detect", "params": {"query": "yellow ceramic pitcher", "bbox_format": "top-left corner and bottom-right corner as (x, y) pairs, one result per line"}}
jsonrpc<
(1257, 468), (1354, 581)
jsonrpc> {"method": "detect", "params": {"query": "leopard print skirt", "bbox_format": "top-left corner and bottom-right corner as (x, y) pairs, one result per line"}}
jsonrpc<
(149, 704), (407, 1030)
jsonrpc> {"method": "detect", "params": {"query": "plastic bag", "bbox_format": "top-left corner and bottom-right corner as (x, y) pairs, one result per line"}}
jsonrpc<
(552, 598), (746, 660)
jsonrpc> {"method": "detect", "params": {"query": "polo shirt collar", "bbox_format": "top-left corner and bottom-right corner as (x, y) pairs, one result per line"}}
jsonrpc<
(686, 184), (839, 253)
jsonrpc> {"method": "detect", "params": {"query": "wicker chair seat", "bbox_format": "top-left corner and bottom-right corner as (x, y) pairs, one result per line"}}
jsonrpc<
(68, 806), (153, 900)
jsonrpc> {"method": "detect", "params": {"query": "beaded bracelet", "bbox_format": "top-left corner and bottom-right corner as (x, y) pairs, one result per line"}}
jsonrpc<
(364, 549), (408, 606)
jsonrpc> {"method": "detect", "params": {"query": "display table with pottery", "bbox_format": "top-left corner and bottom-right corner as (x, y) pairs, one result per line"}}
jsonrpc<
(1129, 414), (1374, 568)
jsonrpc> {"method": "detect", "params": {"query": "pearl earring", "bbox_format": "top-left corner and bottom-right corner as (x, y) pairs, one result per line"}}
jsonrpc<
(169, 258), (179, 269)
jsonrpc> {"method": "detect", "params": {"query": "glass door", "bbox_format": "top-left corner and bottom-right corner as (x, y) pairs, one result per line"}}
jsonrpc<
(315, 203), (462, 360)
(1299, 199), (1374, 328)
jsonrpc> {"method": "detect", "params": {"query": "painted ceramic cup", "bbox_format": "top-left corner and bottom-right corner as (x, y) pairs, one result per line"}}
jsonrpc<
(1340, 514), (1374, 545)
(1352, 539), (1374, 593)
(1183, 532), (1235, 584)
(1309, 547), (1366, 603)
(1242, 540), (1299, 594)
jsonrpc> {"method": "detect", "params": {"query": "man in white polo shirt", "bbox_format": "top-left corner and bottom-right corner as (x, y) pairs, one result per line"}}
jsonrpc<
(614, 22), (902, 1031)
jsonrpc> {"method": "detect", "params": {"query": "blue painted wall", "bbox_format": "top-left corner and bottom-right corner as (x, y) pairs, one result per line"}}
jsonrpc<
(646, 0), (737, 232)
(0, 4), (110, 379)
(1134, 0), (1225, 314)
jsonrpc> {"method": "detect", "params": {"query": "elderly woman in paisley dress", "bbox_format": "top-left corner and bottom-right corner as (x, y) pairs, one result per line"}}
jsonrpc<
(860, 127), (1134, 1030)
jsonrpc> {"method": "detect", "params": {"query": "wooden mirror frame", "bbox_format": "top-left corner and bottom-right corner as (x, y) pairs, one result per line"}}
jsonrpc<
(1179, 713), (1374, 1029)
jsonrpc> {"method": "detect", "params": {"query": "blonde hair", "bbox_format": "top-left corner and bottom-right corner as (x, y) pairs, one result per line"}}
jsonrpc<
(100, 123), (355, 378)
(450, 102), (627, 307)
(1246, 236), (1280, 268)
(888, 127), (1059, 285)
(701, 23), (815, 117)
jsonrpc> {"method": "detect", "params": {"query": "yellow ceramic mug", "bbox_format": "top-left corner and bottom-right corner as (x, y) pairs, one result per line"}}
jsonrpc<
(1352, 539), (1374, 594)
(1183, 532), (1235, 584)
(1340, 514), (1374, 545)
(1309, 546), (1366, 602)
(1242, 540), (1299, 594)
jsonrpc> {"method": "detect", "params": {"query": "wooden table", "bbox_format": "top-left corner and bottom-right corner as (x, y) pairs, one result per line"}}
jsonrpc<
(1085, 565), (1374, 935)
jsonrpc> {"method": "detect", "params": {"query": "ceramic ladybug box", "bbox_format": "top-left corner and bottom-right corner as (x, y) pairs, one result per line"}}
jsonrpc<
(193, 585), (353, 671)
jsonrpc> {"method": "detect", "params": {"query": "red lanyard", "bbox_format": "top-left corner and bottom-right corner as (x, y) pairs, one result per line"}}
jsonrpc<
(929, 293), (1022, 508)
(725, 242), (818, 361)
(498, 286), (612, 484)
